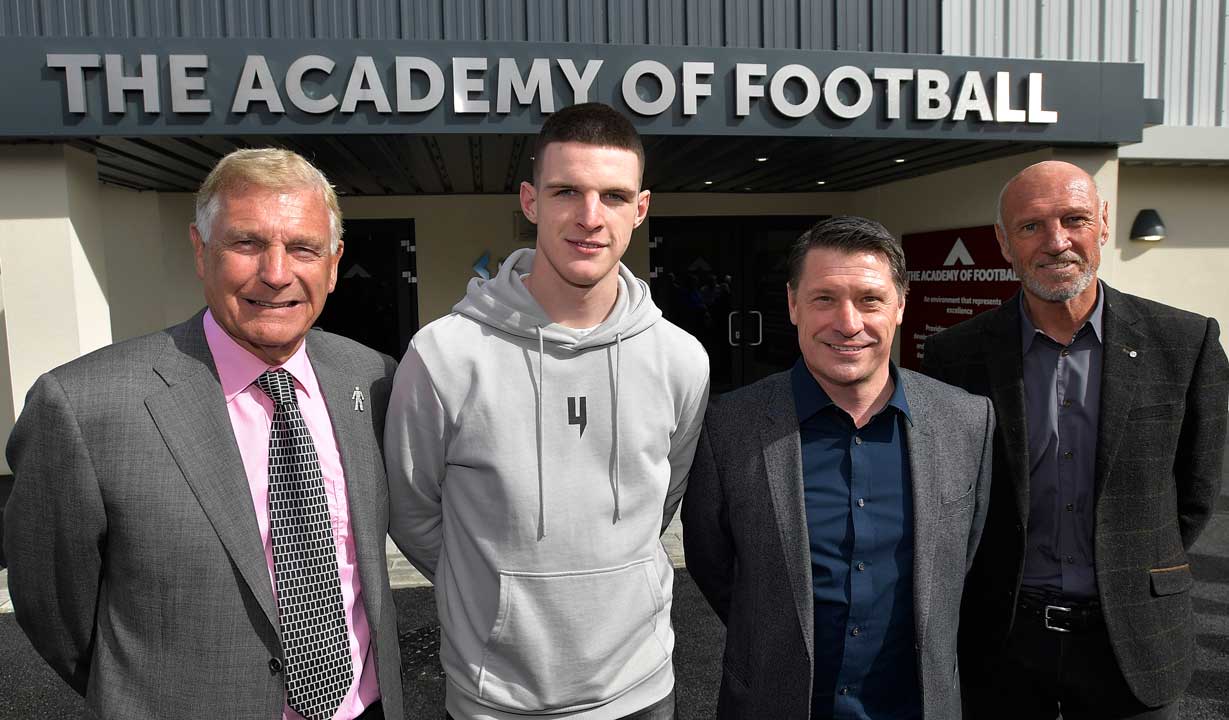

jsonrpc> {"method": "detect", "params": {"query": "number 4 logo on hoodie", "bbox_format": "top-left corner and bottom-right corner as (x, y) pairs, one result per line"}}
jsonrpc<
(568, 396), (587, 437)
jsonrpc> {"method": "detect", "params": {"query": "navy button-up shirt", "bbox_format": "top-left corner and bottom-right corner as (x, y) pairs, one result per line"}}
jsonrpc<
(1019, 285), (1104, 600)
(792, 359), (920, 720)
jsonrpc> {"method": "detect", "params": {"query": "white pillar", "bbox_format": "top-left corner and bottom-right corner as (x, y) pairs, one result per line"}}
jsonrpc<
(0, 144), (110, 472)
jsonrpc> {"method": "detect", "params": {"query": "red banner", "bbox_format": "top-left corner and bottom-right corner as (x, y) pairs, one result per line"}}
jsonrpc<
(899, 225), (1019, 370)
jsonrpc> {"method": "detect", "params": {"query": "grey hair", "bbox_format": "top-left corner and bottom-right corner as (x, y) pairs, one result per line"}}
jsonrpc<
(194, 148), (343, 253)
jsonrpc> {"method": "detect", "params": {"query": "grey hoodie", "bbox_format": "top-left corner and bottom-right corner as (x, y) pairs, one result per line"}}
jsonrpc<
(385, 249), (710, 719)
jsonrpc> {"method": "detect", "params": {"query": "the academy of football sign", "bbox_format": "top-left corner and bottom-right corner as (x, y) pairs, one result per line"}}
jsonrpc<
(1, 39), (1146, 141)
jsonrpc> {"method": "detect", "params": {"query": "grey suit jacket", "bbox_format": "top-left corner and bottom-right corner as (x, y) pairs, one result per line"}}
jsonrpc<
(922, 285), (1229, 707)
(683, 367), (994, 719)
(2, 311), (404, 719)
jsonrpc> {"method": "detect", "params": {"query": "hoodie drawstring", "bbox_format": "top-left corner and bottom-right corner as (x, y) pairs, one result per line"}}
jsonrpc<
(532, 327), (625, 539)
(612, 333), (622, 524)
(536, 327), (546, 539)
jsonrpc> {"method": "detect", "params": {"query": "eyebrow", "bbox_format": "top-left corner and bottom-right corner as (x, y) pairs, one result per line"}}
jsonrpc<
(543, 182), (636, 195)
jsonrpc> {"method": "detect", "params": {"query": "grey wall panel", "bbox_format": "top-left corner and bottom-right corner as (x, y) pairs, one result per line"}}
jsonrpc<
(1190, 0), (1218, 125)
(945, 0), (1227, 126)
(686, 0), (723, 46)
(648, 0), (686, 47)
(0, 0), (939, 52)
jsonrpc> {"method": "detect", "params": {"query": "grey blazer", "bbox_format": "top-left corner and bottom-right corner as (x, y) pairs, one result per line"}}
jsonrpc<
(2, 311), (405, 719)
(683, 367), (994, 719)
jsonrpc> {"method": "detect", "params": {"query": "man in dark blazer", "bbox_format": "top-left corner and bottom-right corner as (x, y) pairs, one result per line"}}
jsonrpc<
(923, 160), (1228, 719)
(684, 216), (995, 719)
(3, 149), (404, 719)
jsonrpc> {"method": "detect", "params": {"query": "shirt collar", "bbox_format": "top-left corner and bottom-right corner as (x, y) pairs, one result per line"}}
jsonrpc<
(1019, 280), (1105, 352)
(202, 309), (319, 403)
(790, 357), (911, 424)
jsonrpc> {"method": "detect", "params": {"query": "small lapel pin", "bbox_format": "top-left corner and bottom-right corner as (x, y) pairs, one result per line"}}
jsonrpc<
(352, 387), (366, 412)
(1126, 348), (1138, 358)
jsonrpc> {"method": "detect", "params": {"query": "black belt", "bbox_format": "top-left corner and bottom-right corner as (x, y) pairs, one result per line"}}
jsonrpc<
(1015, 590), (1102, 633)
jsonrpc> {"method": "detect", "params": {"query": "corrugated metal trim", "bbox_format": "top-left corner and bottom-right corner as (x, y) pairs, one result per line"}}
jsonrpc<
(944, 0), (1227, 127)
(0, 0), (940, 52)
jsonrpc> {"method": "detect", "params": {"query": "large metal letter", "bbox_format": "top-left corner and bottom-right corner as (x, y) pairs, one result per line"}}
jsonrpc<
(47, 54), (101, 114)
(105, 53), (160, 113)
(169, 55), (210, 113)
(232, 55), (285, 113)
(286, 55), (338, 114)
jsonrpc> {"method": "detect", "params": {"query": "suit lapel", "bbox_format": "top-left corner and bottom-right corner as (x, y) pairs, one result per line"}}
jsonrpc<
(1095, 286), (1143, 499)
(759, 373), (815, 660)
(899, 374), (939, 649)
(146, 314), (279, 631)
(982, 298), (1032, 524)
(307, 335), (386, 636)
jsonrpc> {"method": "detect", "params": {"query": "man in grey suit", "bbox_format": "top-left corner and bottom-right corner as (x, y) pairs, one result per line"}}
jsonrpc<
(3, 149), (403, 719)
(683, 216), (994, 719)
(923, 161), (1228, 718)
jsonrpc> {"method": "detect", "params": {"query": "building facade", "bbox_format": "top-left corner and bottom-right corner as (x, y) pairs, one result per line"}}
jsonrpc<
(0, 0), (1225, 472)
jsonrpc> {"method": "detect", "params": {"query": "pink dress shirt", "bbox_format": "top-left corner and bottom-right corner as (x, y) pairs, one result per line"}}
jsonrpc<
(204, 311), (379, 720)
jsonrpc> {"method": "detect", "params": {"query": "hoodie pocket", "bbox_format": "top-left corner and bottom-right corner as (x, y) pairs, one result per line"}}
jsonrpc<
(477, 558), (670, 711)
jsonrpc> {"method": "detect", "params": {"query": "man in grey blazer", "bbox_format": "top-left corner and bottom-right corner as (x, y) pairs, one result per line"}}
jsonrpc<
(3, 149), (403, 719)
(923, 161), (1228, 718)
(683, 216), (994, 719)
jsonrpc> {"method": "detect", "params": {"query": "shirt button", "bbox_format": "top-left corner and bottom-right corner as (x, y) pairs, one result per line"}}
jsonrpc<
(840, 687), (850, 695)
(857, 498), (865, 508)
(1065, 555), (1075, 564)
(1066, 503), (1074, 511)
(269, 657), (283, 674)
(854, 436), (863, 445)
(1061, 349), (1071, 357)
(857, 561), (866, 571)
(1063, 450), (1074, 460)
(851, 626), (861, 637)
(1062, 398), (1072, 408)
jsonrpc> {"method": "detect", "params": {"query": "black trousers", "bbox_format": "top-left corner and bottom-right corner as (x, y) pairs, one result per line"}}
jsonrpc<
(963, 609), (1178, 720)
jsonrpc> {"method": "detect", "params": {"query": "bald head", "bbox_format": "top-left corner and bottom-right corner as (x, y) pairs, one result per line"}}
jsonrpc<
(996, 161), (1101, 232)
(993, 159), (1110, 305)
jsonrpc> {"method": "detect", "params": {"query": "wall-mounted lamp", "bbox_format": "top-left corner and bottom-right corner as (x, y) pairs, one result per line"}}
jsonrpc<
(1129, 209), (1166, 242)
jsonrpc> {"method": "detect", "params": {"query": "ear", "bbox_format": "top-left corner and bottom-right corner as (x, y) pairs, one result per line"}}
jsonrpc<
(895, 291), (906, 326)
(519, 181), (538, 224)
(326, 239), (344, 293)
(994, 224), (1013, 264)
(787, 282), (799, 326)
(1099, 200), (1110, 246)
(190, 224), (207, 281)
(633, 189), (651, 229)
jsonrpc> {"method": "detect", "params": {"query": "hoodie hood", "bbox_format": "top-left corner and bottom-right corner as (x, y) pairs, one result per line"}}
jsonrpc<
(453, 247), (661, 350)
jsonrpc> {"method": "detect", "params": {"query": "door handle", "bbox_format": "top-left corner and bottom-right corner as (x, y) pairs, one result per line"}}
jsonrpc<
(727, 311), (741, 346)
(749, 311), (763, 346)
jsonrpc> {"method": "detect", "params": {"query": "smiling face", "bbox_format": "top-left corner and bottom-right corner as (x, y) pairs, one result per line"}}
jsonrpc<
(996, 161), (1109, 305)
(519, 141), (650, 296)
(787, 247), (905, 394)
(191, 185), (342, 365)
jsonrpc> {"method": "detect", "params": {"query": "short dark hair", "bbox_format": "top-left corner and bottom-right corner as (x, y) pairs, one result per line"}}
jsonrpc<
(787, 216), (909, 297)
(532, 102), (645, 185)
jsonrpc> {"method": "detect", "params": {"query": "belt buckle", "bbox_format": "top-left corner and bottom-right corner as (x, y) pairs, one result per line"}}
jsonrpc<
(1043, 604), (1073, 633)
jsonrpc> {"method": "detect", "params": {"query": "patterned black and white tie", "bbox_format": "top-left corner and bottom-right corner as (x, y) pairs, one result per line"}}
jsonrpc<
(255, 369), (353, 720)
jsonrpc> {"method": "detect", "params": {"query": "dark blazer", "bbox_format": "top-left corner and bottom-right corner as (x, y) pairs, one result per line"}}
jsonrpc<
(2, 312), (405, 719)
(683, 367), (994, 719)
(921, 284), (1229, 707)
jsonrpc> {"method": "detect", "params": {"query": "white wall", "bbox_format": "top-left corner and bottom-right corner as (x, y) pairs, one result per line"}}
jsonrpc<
(0, 145), (110, 473)
(1114, 165), (1229, 354)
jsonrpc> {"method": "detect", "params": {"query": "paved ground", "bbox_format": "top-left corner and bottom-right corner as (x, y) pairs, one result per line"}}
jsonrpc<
(1, 493), (1227, 717)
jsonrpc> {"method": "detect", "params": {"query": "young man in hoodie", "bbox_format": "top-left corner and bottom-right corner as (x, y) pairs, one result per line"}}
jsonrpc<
(384, 102), (710, 720)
